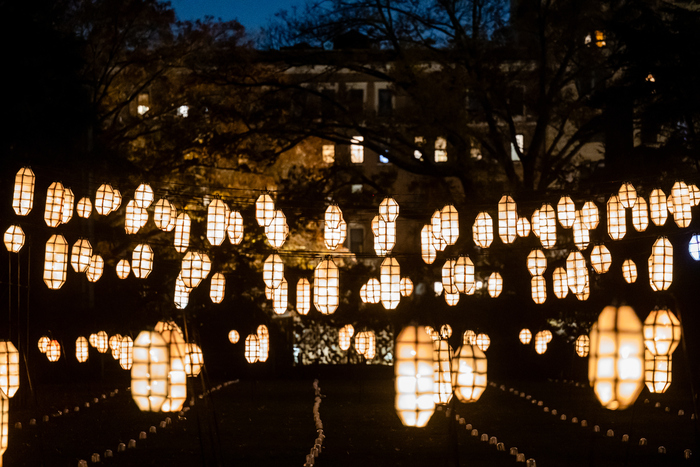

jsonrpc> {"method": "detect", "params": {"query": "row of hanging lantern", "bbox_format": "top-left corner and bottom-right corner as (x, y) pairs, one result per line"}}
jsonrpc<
(421, 204), (459, 263)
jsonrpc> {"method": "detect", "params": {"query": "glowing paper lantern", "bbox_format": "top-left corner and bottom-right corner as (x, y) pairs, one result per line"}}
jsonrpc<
(263, 253), (284, 289)
(442, 259), (458, 295)
(338, 324), (354, 351)
(581, 201), (599, 230)
(380, 257), (401, 309)
(451, 344), (487, 403)
(0, 342), (19, 397)
(487, 272), (503, 298)
(575, 335), (589, 357)
(13, 167), (35, 216)
(373, 216), (396, 254)
(153, 198), (173, 231)
(531, 209), (541, 238)
(38, 336), (50, 353)
(70, 238), (92, 273)
(131, 331), (169, 411)
(46, 340), (61, 362)
(131, 244), (153, 279)
(160, 328), (187, 412)
(95, 184), (115, 215)
(557, 196), (576, 229)
(379, 197), (399, 223)
(552, 267), (569, 299)
(256, 193), (275, 227)
(61, 188), (74, 223)
(689, 234), (700, 261)
(245, 334), (259, 363)
(125, 200), (148, 234)
(206, 199), (228, 246)
(324, 205), (345, 250)
(463, 330), (476, 345)
(76, 197), (92, 218)
(420, 225), (437, 264)
(313, 258), (339, 315)
(670, 181), (692, 228)
(566, 250), (588, 294)
(184, 343), (204, 376)
(690, 183), (700, 206)
(44, 182), (65, 228)
(444, 290), (460, 306)
(355, 331), (376, 360)
(516, 217), (530, 237)
(648, 237), (673, 291)
(325, 204), (342, 229)
(109, 334), (122, 352)
(89, 334), (97, 348)
(643, 308), (681, 356)
(588, 305), (644, 410)
(473, 212), (494, 248)
(112, 189), (122, 211)
(498, 195), (517, 244)
(539, 204), (557, 249)
(95, 331), (109, 353)
(227, 210), (244, 245)
(256, 325), (270, 363)
(134, 184), (154, 209)
(618, 182), (637, 209)
(400, 277), (413, 297)
(296, 278), (311, 315)
(119, 336), (134, 370)
(360, 278), (381, 304)
(644, 351), (672, 393)
(519, 329), (532, 345)
(453, 255), (475, 295)
(475, 333), (491, 351)
(575, 278), (590, 301)
(433, 339), (453, 404)
(116, 259), (131, 279)
(632, 197), (648, 232)
(86, 255), (104, 282)
(210, 272), (225, 304)
(622, 259), (637, 283)
(572, 213), (590, 250)
(228, 330), (240, 344)
(4, 225), (25, 253)
(173, 213), (191, 253)
(534, 332), (548, 354)
(265, 210), (288, 249)
(440, 205), (459, 245)
(394, 326), (435, 427)
(649, 188), (668, 227)
(526, 249), (547, 276)
(75, 336), (89, 363)
(181, 251), (211, 289)
(590, 244), (612, 274)
(431, 209), (443, 242)
(272, 277), (289, 314)
(606, 194), (626, 241)
(44, 234), (68, 289)
(531, 275), (546, 304)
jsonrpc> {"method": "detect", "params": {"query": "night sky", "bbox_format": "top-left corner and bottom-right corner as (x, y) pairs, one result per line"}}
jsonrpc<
(171, 0), (304, 30)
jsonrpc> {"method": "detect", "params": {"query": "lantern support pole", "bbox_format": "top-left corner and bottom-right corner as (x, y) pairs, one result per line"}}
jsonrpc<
(447, 396), (461, 467)
(675, 305), (700, 451)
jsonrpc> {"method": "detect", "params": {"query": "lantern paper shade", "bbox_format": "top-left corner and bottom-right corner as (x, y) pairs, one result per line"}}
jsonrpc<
(206, 199), (228, 246)
(379, 197), (399, 223)
(360, 278), (381, 304)
(77, 197), (92, 218)
(38, 336), (50, 353)
(112, 189), (122, 211)
(95, 331), (109, 353)
(394, 326), (435, 427)
(120, 336), (134, 370)
(575, 335), (590, 357)
(86, 255), (104, 282)
(607, 195), (626, 240)
(552, 267), (569, 299)
(632, 197), (649, 232)
(590, 244), (612, 274)
(325, 204), (342, 230)
(296, 278), (311, 315)
(644, 351), (672, 393)
(649, 237), (673, 291)
(338, 325), (354, 351)
(4, 225), (25, 253)
(643, 308), (681, 356)
(256, 193), (276, 227)
(134, 184), (154, 209)
(420, 225), (437, 264)
(440, 325), (452, 339)
(431, 210), (443, 242)
(475, 334), (490, 351)
(0, 342), (19, 397)
(622, 259), (637, 283)
(557, 196), (576, 229)
(47, 340), (61, 362)
(263, 254), (284, 290)
(227, 211), (244, 245)
(531, 275), (546, 304)
(160, 328), (187, 412)
(75, 336), (89, 363)
(588, 305), (644, 410)
(400, 277), (413, 297)
(95, 184), (115, 215)
(272, 277), (289, 315)
(210, 272), (225, 304)
(124, 200), (148, 234)
(154, 198), (175, 231)
(44, 182), (65, 228)
(473, 212), (494, 248)
(256, 325), (270, 363)
(451, 344), (487, 403)
(313, 258), (339, 315)
(453, 255), (475, 294)
(44, 234), (68, 289)
(516, 217), (530, 237)
(534, 332), (548, 354)
(184, 343), (204, 376)
(245, 334), (259, 363)
(132, 244), (154, 279)
(131, 331), (169, 411)
(649, 189), (668, 227)
(13, 167), (35, 216)
(573, 214), (590, 250)
(566, 250), (588, 294)
(527, 249), (547, 276)
(116, 259), (131, 279)
(671, 181), (692, 228)
(440, 205), (459, 245)
(618, 182), (637, 208)
(581, 201), (599, 230)
(181, 251), (211, 289)
(324, 214), (346, 250)
(689, 234), (700, 261)
(228, 330), (240, 344)
(61, 188), (74, 224)
(109, 334), (122, 351)
(70, 238), (92, 273)
(174, 213), (191, 253)
(354, 331), (376, 360)
(265, 210), (289, 249)
(373, 216), (396, 255)
(0, 383), (7, 462)
(498, 195), (517, 244)
(433, 339), (453, 404)
(380, 257), (401, 309)
(463, 330), (476, 345)
(538, 204), (557, 249)
(519, 329), (532, 344)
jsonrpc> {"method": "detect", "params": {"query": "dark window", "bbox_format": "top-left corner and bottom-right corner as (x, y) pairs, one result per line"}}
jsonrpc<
(378, 89), (393, 116)
(321, 89), (336, 119)
(509, 86), (524, 116)
(349, 228), (364, 253)
(348, 88), (364, 114)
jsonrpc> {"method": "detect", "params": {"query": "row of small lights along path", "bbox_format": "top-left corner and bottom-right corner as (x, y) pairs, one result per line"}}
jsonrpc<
(492, 379), (694, 462)
(303, 379), (326, 467)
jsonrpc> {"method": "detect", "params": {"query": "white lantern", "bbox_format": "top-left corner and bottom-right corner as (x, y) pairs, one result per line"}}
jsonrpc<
(131, 331), (169, 411)
(519, 329), (532, 345)
(689, 234), (700, 261)
(539, 204), (557, 249)
(566, 250), (588, 295)
(313, 258), (339, 315)
(245, 334), (259, 363)
(430, 209), (443, 242)
(227, 210), (244, 245)
(44, 182), (65, 228)
(173, 212), (191, 253)
(296, 278), (311, 315)
(338, 324), (354, 351)
(516, 217), (530, 237)
(86, 255), (104, 282)
(590, 244), (612, 274)
(61, 188), (74, 223)
(134, 184), (154, 209)
(76, 336), (89, 363)
(526, 249), (547, 276)
(94, 331), (109, 353)
(622, 259), (637, 283)
(263, 253), (284, 289)
(440, 205), (459, 245)
(581, 201), (600, 230)
(38, 336), (50, 353)
(648, 237), (673, 291)
(632, 196), (648, 232)
(473, 212), (494, 248)
(451, 344), (487, 403)
(132, 244), (154, 279)
(531, 208), (541, 238)
(125, 200), (148, 234)
(575, 335), (590, 357)
(116, 259), (131, 279)
(324, 206), (345, 250)
(373, 216), (396, 255)
(531, 275), (546, 304)
(206, 199), (228, 246)
(324, 204), (343, 229)
(360, 278), (381, 304)
(174, 273), (191, 310)
(255, 193), (275, 227)
(160, 328), (187, 412)
(487, 272), (503, 298)
(649, 188), (668, 227)
(0, 342), (19, 397)
(76, 197), (92, 218)
(534, 331), (548, 354)
(44, 234), (68, 289)
(400, 277), (413, 297)
(71, 238), (92, 273)
(3, 225), (25, 253)
(95, 184), (115, 215)
(588, 305), (644, 410)
(13, 167), (35, 216)
(265, 210), (289, 249)
(557, 196), (576, 229)
(671, 181), (692, 228)
(442, 259), (458, 295)
(552, 267), (569, 299)
(618, 182), (637, 209)
(475, 333), (490, 351)
(463, 330), (476, 345)
(379, 197), (400, 222)
(643, 308), (681, 356)
(453, 255), (475, 294)
(572, 213), (590, 251)
(181, 251), (211, 288)
(433, 339), (453, 405)
(210, 272), (225, 304)
(498, 195), (517, 244)
(395, 326), (435, 427)
(355, 331), (376, 360)
(420, 225), (437, 264)
(272, 277), (289, 314)
(228, 330), (240, 344)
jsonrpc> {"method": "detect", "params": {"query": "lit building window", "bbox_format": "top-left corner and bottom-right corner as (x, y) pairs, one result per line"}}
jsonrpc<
(351, 184), (363, 193)
(322, 145), (335, 164)
(351, 136), (364, 163)
(349, 227), (364, 253)
(435, 137), (447, 163)
(177, 105), (189, 117)
(511, 134), (524, 161)
(379, 154), (389, 164)
(414, 136), (425, 160)
(137, 93), (150, 115)
(595, 30), (606, 47)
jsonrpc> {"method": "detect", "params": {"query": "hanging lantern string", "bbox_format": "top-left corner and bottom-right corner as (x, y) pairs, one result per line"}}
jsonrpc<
(673, 304), (700, 434)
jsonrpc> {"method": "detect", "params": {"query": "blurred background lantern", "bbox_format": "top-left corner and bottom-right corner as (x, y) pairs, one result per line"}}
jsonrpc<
(13, 167), (35, 216)
(451, 344), (487, 403)
(588, 305), (644, 410)
(649, 188), (668, 226)
(181, 251), (211, 289)
(618, 182), (637, 208)
(632, 197), (649, 232)
(643, 308), (681, 356)
(95, 331), (109, 353)
(440, 204), (459, 245)
(538, 204), (557, 249)
(124, 200), (148, 234)
(153, 199), (174, 231)
(444, 291), (460, 306)
(622, 259), (637, 283)
(380, 257), (401, 309)
(160, 328), (187, 412)
(112, 189), (122, 211)
(174, 212), (191, 253)
(207, 199), (228, 246)
(590, 244), (612, 274)
(373, 216), (396, 255)
(255, 193), (275, 227)
(185, 343), (204, 375)
(400, 277), (413, 297)
(519, 329), (532, 345)
(296, 278), (311, 315)
(566, 250), (587, 295)
(0, 342), (19, 397)
(210, 272), (226, 304)
(116, 259), (131, 279)
(265, 210), (288, 248)
(671, 181), (692, 228)
(607, 194), (626, 240)
(132, 244), (153, 279)
(119, 336), (134, 370)
(174, 273), (190, 310)
(46, 340), (61, 362)
(75, 336), (89, 363)
(95, 184), (115, 215)
(227, 210), (244, 245)
(338, 325), (354, 351)
(649, 237), (673, 291)
(228, 330), (240, 344)
(575, 335), (590, 357)
(516, 217), (530, 237)
(534, 331), (548, 354)
(473, 212), (493, 248)
(433, 339), (453, 405)
(487, 272), (503, 298)
(360, 278), (381, 304)
(86, 255), (104, 282)
(134, 183), (154, 209)
(476, 333), (491, 351)
(379, 197), (399, 223)
(44, 234), (68, 289)
(531, 275), (546, 304)
(38, 336), (50, 353)
(324, 207), (346, 250)
(88, 334), (97, 348)
(463, 330), (476, 345)
(314, 258), (339, 315)
(552, 267), (569, 299)
(442, 259), (458, 295)
(44, 181), (65, 228)
(420, 225), (437, 264)
(557, 196), (575, 228)
(394, 326), (435, 427)
(573, 213), (590, 250)
(354, 331), (376, 360)
(61, 188), (74, 224)
(430, 210), (443, 243)
(77, 197), (92, 218)
(109, 334), (122, 352)
(644, 351), (672, 393)
(4, 225), (25, 253)
(131, 331), (169, 411)
(263, 254), (284, 290)
(325, 204), (342, 229)
(527, 249), (547, 276)
(453, 255), (475, 294)
(272, 277), (288, 315)
(245, 334), (259, 363)
(440, 324), (452, 339)
(498, 195), (517, 244)
(70, 238), (92, 273)
(256, 325), (270, 363)
(581, 200), (599, 230)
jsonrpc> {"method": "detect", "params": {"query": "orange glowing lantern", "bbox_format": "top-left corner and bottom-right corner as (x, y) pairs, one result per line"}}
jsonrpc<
(296, 278), (311, 315)
(132, 244), (154, 279)
(632, 196), (649, 232)
(95, 331), (109, 353)
(473, 212), (494, 248)
(649, 188), (668, 227)
(131, 331), (169, 411)
(159, 328), (187, 412)
(272, 277), (289, 314)
(95, 184), (115, 215)
(671, 181), (692, 228)
(255, 193), (275, 227)
(75, 336), (89, 363)
(395, 326), (435, 427)
(173, 212), (191, 253)
(380, 257), (401, 309)
(206, 198), (228, 246)
(265, 210), (288, 249)
(400, 277), (413, 297)
(643, 308), (681, 356)
(228, 330), (240, 344)
(245, 334), (259, 363)
(527, 249), (547, 276)
(442, 259), (458, 295)
(645, 351), (672, 393)
(498, 195), (518, 244)
(61, 187), (74, 223)
(360, 278), (381, 304)
(534, 331), (548, 354)
(519, 329), (532, 344)
(451, 344), (487, 403)
(622, 259), (637, 283)
(590, 244), (612, 274)
(13, 167), (35, 216)
(124, 200), (148, 234)
(46, 340), (61, 362)
(44, 182), (65, 228)
(313, 258), (339, 315)
(379, 197), (399, 223)
(433, 339), (453, 404)
(420, 225), (437, 264)
(3, 225), (25, 253)
(463, 330), (476, 345)
(573, 213), (590, 250)
(575, 335), (590, 357)
(134, 184), (154, 209)
(38, 336), (50, 353)
(86, 255), (104, 282)
(44, 234), (68, 289)
(566, 250), (588, 295)
(210, 272), (225, 304)
(0, 342), (19, 397)
(516, 217), (530, 237)
(338, 324), (354, 351)
(552, 267), (569, 299)
(475, 333), (490, 351)
(116, 259), (131, 279)
(70, 238), (92, 273)
(539, 204), (557, 249)
(119, 336), (134, 370)
(227, 210), (244, 245)
(76, 197), (92, 218)
(440, 205), (459, 245)
(453, 255), (475, 295)
(487, 272), (503, 298)
(263, 253), (284, 289)
(648, 237), (673, 291)
(618, 182), (637, 209)
(607, 194), (626, 241)
(256, 325), (270, 363)
(581, 200), (599, 230)
(153, 198), (174, 231)
(181, 251), (211, 288)
(531, 275), (546, 304)
(557, 196), (576, 229)
(184, 343), (204, 376)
